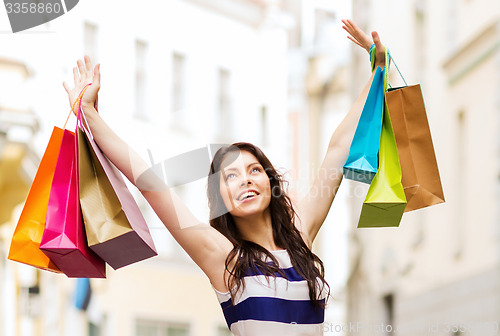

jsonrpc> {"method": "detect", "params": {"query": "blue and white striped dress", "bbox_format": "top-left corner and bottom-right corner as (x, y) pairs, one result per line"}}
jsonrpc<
(213, 249), (327, 335)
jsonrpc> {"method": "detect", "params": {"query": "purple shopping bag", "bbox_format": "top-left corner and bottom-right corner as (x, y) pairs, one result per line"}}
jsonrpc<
(77, 99), (157, 269)
(40, 129), (106, 278)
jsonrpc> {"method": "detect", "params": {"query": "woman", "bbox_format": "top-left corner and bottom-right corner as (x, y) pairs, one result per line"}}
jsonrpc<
(64, 20), (385, 335)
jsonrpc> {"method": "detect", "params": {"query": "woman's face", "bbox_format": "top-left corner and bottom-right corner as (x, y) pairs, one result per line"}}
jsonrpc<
(218, 150), (272, 219)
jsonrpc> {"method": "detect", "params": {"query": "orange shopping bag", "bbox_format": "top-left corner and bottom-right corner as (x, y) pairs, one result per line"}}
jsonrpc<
(8, 127), (64, 273)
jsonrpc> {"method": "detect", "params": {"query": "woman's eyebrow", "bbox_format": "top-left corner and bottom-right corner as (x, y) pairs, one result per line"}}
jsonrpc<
(223, 162), (261, 173)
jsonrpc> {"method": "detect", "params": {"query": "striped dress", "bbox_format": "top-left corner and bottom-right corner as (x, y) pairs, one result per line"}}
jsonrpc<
(212, 249), (327, 335)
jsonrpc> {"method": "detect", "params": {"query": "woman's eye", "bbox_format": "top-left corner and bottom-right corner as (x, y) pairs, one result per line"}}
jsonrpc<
(252, 167), (261, 173)
(226, 173), (236, 180)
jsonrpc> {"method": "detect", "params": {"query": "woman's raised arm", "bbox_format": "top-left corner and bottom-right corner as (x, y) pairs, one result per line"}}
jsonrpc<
(295, 20), (386, 246)
(63, 56), (233, 288)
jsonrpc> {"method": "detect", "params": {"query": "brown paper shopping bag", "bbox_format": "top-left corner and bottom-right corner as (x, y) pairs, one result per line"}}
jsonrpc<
(76, 98), (157, 270)
(386, 84), (445, 212)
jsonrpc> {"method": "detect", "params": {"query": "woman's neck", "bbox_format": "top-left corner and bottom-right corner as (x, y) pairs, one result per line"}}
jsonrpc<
(233, 209), (281, 251)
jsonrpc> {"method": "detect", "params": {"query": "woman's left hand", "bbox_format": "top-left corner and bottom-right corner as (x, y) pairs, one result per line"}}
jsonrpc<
(342, 19), (386, 69)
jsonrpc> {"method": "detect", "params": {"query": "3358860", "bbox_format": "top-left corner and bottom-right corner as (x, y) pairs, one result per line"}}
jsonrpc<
(5, 2), (62, 14)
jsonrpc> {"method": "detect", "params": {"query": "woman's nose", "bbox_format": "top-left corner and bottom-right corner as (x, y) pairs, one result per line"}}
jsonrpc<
(240, 175), (252, 186)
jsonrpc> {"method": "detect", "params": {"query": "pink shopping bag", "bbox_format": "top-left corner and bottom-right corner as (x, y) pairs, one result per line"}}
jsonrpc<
(40, 129), (106, 278)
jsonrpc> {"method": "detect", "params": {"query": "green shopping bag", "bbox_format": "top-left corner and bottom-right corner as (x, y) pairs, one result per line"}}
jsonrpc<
(357, 47), (407, 228)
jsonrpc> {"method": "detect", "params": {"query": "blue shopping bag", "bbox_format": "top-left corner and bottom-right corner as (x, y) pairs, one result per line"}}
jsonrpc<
(343, 66), (384, 184)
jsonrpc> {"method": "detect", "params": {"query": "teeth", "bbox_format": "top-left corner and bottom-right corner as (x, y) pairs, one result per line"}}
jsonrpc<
(240, 191), (257, 200)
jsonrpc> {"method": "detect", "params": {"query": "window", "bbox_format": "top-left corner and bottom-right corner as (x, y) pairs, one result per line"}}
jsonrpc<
(136, 320), (190, 336)
(455, 110), (466, 259)
(314, 8), (336, 50)
(260, 105), (268, 146)
(18, 285), (41, 317)
(0, 129), (7, 155)
(88, 322), (100, 336)
(382, 294), (394, 335)
(446, 0), (458, 51)
(217, 325), (232, 336)
(414, 0), (426, 83)
(166, 326), (189, 336)
(281, 0), (302, 48)
(84, 22), (98, 62)
(135, 39), (148, 119)
(216, 68), (232, 139)
(172, 53), (187, 123)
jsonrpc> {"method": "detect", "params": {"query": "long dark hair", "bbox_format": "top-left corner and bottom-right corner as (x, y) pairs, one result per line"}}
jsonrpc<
(207, 142), (329, 308)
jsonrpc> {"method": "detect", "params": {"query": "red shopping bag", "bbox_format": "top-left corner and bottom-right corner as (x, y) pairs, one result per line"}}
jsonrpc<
(40, 129), (106, 278)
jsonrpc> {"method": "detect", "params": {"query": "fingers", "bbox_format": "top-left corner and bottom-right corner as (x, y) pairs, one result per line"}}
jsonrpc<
(78, 57), (94, 82)
(343, 19), (384, 51)
(347, 36), (363, 48)
(84, 55), (93, 72)
(342, 18), (372, 52)
(66, 57), (99, 105)
(343, 24), (363, 47)
(342, 19), (362, 38)
(371, 31), (385, 57)
(93, 64), (100, 87)
(370, 31), (386, 68)
(341, 19), (356, 33)
(63, 81), (69, 93)
(372, 31), (383, 49)
(77, 59), (86, 78)
(74, 56), (96, 86)
(73, 66), (79, 86)
(342, 25), (356, 40)
(341, 20), (357, 38)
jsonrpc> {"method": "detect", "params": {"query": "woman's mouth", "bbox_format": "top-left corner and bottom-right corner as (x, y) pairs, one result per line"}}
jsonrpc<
(237, 190), (260, 201)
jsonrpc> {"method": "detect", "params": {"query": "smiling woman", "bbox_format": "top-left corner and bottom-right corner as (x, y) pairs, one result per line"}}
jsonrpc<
(207, 143), (329, 334)
(217, 148), (272, 220)
(63, 19), (387, 336)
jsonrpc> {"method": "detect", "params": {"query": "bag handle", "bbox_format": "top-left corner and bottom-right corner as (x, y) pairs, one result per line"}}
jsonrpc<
(63, 85), (98, 128)
(389, 56), (408, 87)
(369, 44), (408, 89)
(76, 85), (98, 140)
(370, 45), (390, 91)
(62, 85), (90, 128)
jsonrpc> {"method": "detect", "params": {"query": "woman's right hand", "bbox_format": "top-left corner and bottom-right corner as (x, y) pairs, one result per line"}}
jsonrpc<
(63, 55), (100, 114)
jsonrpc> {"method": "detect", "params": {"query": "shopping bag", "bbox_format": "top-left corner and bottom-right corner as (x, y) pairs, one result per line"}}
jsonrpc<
(343, 66), (385, 184)
(358, 47), (407, 228)
(77, 99), (157, 270)
(40, 129), (106, 278)
(386, 84), (445, 212)
(8, 127), (63, 273)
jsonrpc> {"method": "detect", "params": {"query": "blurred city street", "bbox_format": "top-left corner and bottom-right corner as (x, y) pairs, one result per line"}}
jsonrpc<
(0, 0), (499, 335)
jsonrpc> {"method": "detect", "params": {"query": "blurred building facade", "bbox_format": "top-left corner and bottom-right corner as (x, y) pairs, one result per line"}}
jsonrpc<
(0, 55), (41, 336)
(0, 0), (292, 335)
(347, 1), (500, 335)
(0, 0), (367, 335)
